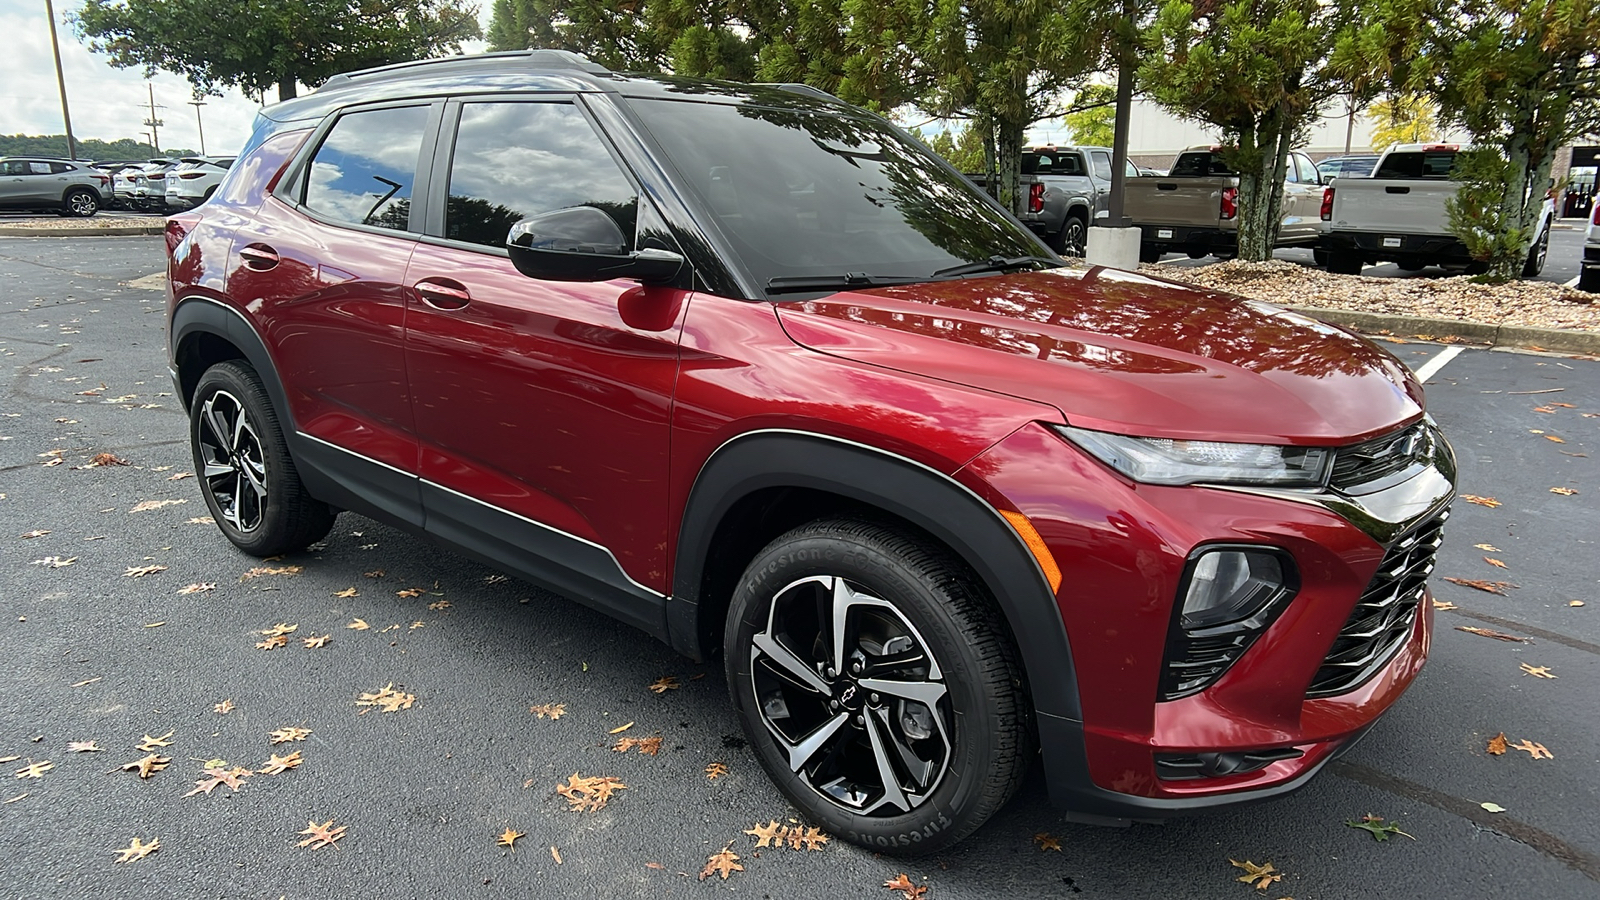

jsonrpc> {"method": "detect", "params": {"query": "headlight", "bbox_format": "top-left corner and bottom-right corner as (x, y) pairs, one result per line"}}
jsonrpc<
(1053, 425), (1331, 487)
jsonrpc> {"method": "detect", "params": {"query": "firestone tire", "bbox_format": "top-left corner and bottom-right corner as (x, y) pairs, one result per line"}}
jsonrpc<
(189, 360), (336, 557)
(725, 517), (1031, 856)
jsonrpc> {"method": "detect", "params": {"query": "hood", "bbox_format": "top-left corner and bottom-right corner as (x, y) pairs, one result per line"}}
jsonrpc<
(775, 266), (1424, 445)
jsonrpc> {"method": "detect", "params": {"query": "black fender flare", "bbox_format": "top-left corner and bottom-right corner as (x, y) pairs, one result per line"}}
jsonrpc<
(668, 429), (1081, 722)
(169, 296), (294, 429)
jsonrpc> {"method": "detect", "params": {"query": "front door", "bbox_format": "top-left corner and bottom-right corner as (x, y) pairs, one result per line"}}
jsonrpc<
(223, 102), (438, 525)
(404, 97), (687, 626)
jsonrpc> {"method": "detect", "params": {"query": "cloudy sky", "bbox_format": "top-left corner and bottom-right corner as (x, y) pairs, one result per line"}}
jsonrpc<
(3, 2), (490, 157)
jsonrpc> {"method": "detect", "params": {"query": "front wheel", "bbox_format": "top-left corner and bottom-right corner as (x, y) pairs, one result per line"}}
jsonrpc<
(1521, 226), (1549, 277)
(189, 360), (335, 556)
(725, 518), (1031, 855)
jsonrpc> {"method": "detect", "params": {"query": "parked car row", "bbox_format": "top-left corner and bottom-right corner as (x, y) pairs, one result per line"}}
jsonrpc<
(0, 154), (235, 218)
(105, 157), (234, 212)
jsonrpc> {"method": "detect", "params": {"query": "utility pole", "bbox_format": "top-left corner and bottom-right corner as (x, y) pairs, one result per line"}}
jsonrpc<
(188, 99), (207, 155)
(143, 83), (165, 155)
(44, 0), (77, 160)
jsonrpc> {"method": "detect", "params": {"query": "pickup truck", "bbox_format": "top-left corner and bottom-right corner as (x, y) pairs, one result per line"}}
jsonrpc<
(1124, 146), (1326, 263)
(967, 146), (1136, 256)
(1319, 143), (1553, 276)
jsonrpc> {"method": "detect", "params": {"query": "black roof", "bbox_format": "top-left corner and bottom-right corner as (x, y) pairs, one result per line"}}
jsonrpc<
(262, 50), (849, 125)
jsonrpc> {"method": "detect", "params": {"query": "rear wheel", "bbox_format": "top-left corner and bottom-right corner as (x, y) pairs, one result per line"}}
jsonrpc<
(64, 188), (99, 218)
(189, 360), (335, 556)
(1050, 214), (1087, 258)
(1395, 257), (1426, 272)
(1327, 251), (1364, 275)
(1139, 244), (1163, 264)
(725, 518), (1030, 855)
(1312, 248), (1330, 268)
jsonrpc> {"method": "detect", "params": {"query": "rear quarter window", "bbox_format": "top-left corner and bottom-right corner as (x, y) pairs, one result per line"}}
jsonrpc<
(1373, 152), (1458, 179)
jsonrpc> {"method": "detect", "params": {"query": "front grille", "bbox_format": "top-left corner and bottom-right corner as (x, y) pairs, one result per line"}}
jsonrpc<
(1330, 422), (1429, 492)
(1307, 510), (1448, 698)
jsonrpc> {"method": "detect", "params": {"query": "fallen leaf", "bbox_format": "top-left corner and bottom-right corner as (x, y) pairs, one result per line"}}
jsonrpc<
(364, 569), (384, 578)
(1460, 494), (1502, 508)
(167, 472), (194, 481)
(1441, 577), (1513, 595)
(527, 702), (566, 720)
(1519, 663), (1557, 679)
(213, 700), (234, 715)
(645, 862), (664, 870)
(123, 565), (167, 578)
(255, 634), (288, 650)
(302, 634), (331, 649)
(705, 761), (728, 780)
(1431, 599), (1458, 610)
(177, 582), (216, 595)
(1481, 801), (1506, 813)
(120, 754), (170, 778)
(136, 732), (173, 751)
(495, 827), (523, 849)
(1483, 557), (1508, 569)
(269, 727), (312, 744)
(1533, 405), (1557, 413)
(409, 620), (424, 630)
(395, 588), (424, 598)
(1230, 859), (1282, 890)
(1486, 732), (1508, 755)
(184, 766), (250, 796)
(699, 846), (743, 881)
(1473, 543), (1501, 552)
(884, 873), (928, 900)
(427, 599), (451, 610)
(744, 820), (784, 848)
(550, 845), (562, 864)
(346, 618), (369, 630)
(19, 530), (50, 539)
(297, 819), (347, 850)
(334, 588), (358, 598)
(259, 623), (297, 637)
(240, 566), (301, 580)
(608, 721), (635, 734)
(355, 683), (415, 713)
(1548, 402), (1575, 408)
(258, 751), (303, 775)
(1455, 626), (1528, 642)
(556, 772), (628, 812)
(648, 676), (680, 694)
(113, 837), (159, 863)
(485, 574), (509, 585)
(13, 761), (52, 779)
(1571, 601), (1586, 607)
(1034, 832), (1062, 852)
(1545, 435), (1565, 443)
(185, 516), (214, 525)
(66, 741), (101, 753)
(30, 555), (77, 568)
(611, 736), (664, 755)
(1346, 813), (1413, 842)
(129, 499), (186, 513)
(87, 452), (129, 467)
(1549, 487), (1578, 496)
(1510, 739), (1553, 760)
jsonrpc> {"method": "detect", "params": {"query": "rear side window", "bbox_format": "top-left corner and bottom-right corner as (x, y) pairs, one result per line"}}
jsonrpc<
(443, 101), (638, 250)
(303, 105), (430, 232)
(50, 162), (76, 174)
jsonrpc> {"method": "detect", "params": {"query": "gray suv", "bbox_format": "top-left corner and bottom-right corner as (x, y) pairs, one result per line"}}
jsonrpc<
(0, 157), (107, 217)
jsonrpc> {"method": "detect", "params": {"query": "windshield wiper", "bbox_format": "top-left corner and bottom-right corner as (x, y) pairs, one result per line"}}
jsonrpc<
(930, 255), (1060, 279)
(765, 273), (926, 295)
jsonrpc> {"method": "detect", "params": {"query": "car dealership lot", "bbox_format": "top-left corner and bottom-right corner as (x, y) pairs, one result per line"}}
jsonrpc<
(0, 236), (1595, 899)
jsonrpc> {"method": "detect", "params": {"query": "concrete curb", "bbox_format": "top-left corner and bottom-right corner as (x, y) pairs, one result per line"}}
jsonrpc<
(1288, 306), (1600, 356)
(0, 223), (165, 237)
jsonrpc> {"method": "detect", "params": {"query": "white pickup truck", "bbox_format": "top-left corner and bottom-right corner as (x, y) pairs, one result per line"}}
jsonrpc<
(1319, 143), (1553, 276)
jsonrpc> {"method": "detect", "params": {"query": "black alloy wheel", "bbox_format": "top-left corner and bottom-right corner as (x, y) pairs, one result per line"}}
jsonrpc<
(727, 518), (1030, 855)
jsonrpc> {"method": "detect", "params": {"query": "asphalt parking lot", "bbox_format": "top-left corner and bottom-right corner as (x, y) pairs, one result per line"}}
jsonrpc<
(1, 235), (1595, 899)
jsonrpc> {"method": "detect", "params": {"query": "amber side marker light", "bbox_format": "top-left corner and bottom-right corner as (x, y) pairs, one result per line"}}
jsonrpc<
(1000, 510), (1063, 593)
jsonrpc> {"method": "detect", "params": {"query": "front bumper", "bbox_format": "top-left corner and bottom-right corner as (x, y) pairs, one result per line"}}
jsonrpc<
(962, 420), (1454, 820)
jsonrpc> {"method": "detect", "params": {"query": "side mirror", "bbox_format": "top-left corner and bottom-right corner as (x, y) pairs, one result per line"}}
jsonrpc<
(506, 206), (683, 285)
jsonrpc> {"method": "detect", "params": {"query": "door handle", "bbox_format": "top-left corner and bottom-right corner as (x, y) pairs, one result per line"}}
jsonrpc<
(239, 243), (280, 271)
(414, 278), (471, 311)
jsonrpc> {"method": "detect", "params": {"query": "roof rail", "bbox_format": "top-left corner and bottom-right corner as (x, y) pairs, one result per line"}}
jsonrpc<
(766, 83), (843, 104)
(321, 49), (611, 88)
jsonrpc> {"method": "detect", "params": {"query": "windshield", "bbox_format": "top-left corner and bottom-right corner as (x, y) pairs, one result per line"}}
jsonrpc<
(630, 98), (1046, 295)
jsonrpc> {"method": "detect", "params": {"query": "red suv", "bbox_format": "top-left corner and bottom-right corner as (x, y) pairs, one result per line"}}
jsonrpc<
(165, 51), (1455, 853)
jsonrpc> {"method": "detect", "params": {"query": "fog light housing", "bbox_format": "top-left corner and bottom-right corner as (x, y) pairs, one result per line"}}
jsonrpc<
(1160, 547), (1297, 700)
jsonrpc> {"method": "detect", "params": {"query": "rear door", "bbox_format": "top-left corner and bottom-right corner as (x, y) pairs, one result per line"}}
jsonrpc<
(223, 101), (440, 525)
(402, 95), (687, 624)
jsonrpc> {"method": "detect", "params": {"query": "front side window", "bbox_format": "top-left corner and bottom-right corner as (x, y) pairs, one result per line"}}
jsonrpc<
(632, 97), (1042, 292)
(444, 101), (638, 250)
(1090, 151), (1113, 181)
(303, 105), (430, 232)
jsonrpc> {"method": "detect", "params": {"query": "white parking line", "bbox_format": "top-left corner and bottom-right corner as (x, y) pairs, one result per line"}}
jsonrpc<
(1564, 274), (1581, 288)
(1412, 345), (1466, 382)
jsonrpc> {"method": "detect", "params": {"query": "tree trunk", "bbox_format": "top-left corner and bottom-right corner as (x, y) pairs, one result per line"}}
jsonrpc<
(1490, 135), (1531, 281)
(278, 76), (298, 102)
(996, 115), (1025, 217)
